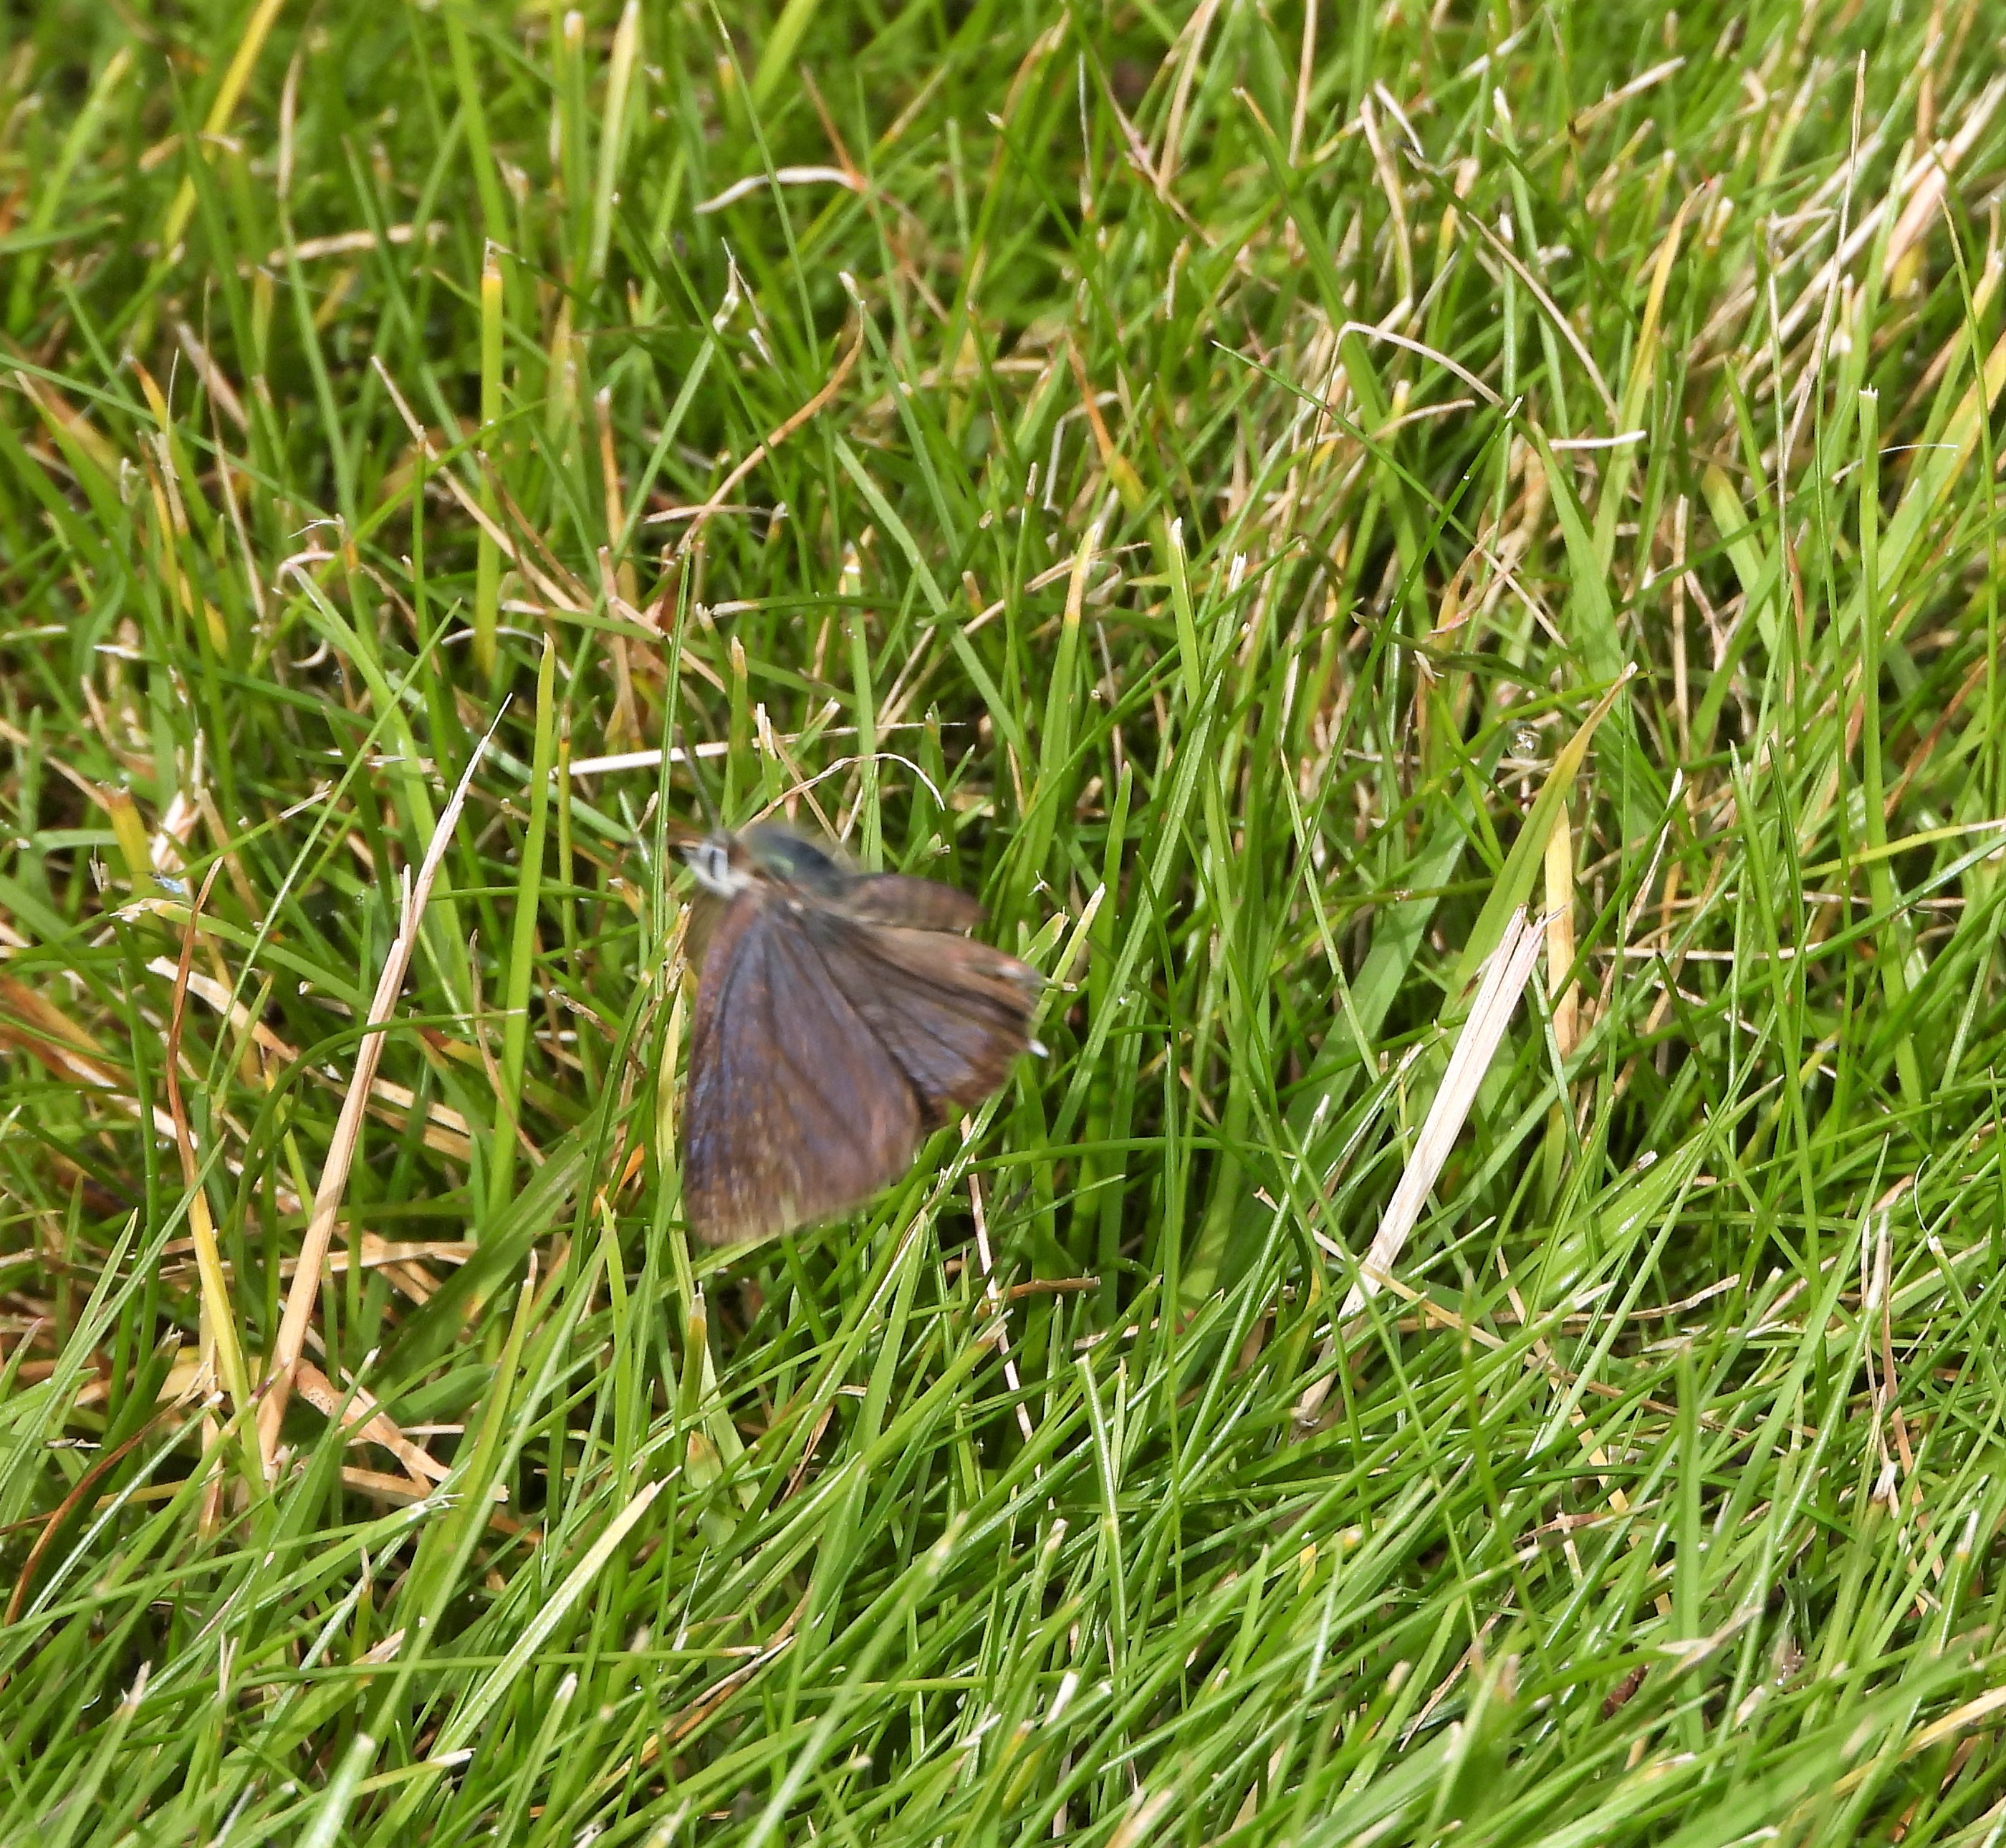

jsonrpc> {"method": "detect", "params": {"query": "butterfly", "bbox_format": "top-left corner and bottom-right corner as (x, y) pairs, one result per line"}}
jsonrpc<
(676, 824), (1041, 1245)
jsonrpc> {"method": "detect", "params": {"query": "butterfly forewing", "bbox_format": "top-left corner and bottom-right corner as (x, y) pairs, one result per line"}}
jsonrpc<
(683, 893), (923, 1244)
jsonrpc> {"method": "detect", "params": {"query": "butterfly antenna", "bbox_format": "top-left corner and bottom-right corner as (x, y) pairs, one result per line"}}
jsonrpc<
(676, 723), (724, 834)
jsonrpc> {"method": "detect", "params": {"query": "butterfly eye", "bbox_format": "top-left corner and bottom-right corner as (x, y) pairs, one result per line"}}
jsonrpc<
(686, 841), (747, 896)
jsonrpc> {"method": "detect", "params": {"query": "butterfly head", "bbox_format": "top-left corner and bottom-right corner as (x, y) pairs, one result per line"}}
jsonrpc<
(681, 832), (757, 897)
(681, 824), (853, 903)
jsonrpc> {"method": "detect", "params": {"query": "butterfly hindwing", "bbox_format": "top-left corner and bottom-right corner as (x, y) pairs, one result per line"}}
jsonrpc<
(803, 913), (1038, 1123)
(835, 872), (984, 933)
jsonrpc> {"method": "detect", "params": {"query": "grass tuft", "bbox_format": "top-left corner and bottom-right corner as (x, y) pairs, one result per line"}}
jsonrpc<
(6, 1), (2006, 1842)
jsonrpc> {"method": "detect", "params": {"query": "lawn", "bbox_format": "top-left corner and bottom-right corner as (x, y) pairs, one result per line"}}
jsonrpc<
(5, 0), (2006, 1842)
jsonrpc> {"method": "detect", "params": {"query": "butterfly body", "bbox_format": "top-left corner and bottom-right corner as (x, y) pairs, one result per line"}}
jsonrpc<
(679, 826), (1038, 1246)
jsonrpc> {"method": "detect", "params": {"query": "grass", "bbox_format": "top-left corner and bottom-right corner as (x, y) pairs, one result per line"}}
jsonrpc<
(5, 0), (2006, 1840)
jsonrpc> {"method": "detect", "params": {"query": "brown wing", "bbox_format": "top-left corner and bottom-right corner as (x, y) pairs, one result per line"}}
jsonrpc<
(835, 873), (984, 933)
(683, 895), (923, 1245)
(682, 889), (728, 976)
(802, 913), (1039, 1123)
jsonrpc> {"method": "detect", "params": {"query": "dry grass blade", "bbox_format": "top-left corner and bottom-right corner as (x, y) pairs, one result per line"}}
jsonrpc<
(291, 1361), (450, 1491)
(255, 723), (499, 1477)
(1295, 909), (1549, 1427)
(2, 1397), (195, 1626)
